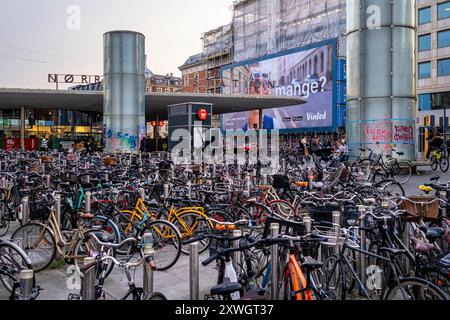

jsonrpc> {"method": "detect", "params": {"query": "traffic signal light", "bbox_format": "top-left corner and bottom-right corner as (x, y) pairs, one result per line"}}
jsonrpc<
(425, 115), (430, 127)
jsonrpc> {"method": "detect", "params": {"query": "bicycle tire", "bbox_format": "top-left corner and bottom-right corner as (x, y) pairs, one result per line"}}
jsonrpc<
(10, 222), (56, 272)
(0, 240), (34, 294)
(139, 219), (182, 271)
(385, 277), (449, 300)
(143, 291), (167, 300)
(440, 155), (450, 173)
(431, 156), (439, 171)
(171, 211), (212, 255)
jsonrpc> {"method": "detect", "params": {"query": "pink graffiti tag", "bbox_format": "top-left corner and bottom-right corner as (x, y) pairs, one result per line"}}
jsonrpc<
(393, 126), (413, 143)
(364, 122), (392, 143)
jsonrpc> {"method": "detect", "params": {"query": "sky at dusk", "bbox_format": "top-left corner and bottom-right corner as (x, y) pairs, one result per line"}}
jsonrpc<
(0, 0), (234, 89)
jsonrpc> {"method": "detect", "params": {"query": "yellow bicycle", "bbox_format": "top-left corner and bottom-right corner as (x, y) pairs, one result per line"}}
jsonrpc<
(430, 149), (449, 173)
(119, 196), (213, 254)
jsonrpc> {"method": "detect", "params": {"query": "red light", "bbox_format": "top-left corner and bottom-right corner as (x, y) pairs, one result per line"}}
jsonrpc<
(158, 121), (165, 127)
(197, 108), (209, 121)
(151, 121), (156, 127)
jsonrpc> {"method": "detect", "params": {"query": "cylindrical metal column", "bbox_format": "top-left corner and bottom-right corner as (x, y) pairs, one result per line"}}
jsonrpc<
(346, 0), (416, 160)
(104, 31), (146, 154)
(20, 106), (25, 151)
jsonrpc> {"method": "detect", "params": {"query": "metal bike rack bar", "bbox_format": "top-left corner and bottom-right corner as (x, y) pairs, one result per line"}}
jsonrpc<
(164, 184), (170, 200)
(303, 216), (312, 234)
(403, 221), (411, 275)
(143, 233), (154, 294)
(17, 269), (34, 300)
(270, 223), (280, 300)
(55, 193), (62, 228)
(85, 191), (91, 214)
(332, 211), (341, 255)
(358, 206), (367, 286)
(45, 174), (51, 189)
(232, 230), (243, 271)
(21, 196), (29, 225)
(189, 242), (200, 300)
(82, 257), (96, 300)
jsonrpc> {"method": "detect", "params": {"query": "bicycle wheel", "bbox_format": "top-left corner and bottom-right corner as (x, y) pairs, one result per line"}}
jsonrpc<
(376, 179), (406, 198)
(421, 268), (450, 297)
(0, 240), (34, 294)
(171, 212), (212, 255)
(0, 202), (10, 237)
(385, 277), (449, 300)
(268, 200), (296, 219)
(139, 219), (182, 271)
(393, 162), (412, 184)
(431, 156), (439, 171)
(440, 155), (450, 173)
(10, 222), (56, 272)
(321, 255), (346, 300)
(143, 291), (167, 300)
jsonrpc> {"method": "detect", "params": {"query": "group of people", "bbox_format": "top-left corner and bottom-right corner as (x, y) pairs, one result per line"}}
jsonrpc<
(294, 134), (348, 158)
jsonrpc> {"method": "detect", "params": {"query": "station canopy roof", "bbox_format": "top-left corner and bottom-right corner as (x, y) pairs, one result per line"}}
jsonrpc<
(0, 88), (306, 118)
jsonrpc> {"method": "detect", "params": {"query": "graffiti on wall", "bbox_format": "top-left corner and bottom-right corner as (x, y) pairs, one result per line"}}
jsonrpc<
(106, 130), (138, 151)
(393, 125), (414, 144)
(364, 121), (392, 144)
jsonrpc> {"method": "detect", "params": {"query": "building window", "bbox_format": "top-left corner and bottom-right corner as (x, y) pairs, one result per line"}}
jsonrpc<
(418, 94), (432, 111)
(165, 88), (170, 92)
(438, 58), (450, 77)
(418, 61), (432, 79)
(438, 29), (450, 48)
(418, 34), (432, 51)
(419, 7), (432, 24)
(438, 2), (450, 20)
(157, 88), (163, 92)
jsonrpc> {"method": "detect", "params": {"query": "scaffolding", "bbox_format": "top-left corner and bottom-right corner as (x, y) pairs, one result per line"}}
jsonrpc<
(202, 24), (234, 93)
(232, 0), (347, 63)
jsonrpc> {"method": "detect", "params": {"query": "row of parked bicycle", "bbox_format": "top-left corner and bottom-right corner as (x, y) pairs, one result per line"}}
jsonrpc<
(0, 149), (448, 300)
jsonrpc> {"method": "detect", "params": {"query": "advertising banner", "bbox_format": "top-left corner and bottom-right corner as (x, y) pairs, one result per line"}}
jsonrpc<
(221, 40), (336, 131)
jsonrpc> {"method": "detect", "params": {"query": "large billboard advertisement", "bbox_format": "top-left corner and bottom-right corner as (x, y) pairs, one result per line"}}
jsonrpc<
(221, 40), (336, 131)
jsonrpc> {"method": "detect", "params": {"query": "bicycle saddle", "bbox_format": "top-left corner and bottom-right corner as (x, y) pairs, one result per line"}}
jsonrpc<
(411, 237), (435, 254)
(302, 256), (323, 271)
(210, 282), (242, 296)
(419, 226), (445, 243)
(419, 185), (434, 193)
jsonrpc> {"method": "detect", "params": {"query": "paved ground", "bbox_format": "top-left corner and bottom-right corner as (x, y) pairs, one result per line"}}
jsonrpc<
(1, 168), (448, 300)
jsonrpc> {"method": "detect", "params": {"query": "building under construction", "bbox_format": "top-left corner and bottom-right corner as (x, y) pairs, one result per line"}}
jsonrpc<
(231, 0), (347, 63)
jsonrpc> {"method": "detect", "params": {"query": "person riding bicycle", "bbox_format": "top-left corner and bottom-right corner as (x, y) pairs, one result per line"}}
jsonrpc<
(427, 128), (444, 159)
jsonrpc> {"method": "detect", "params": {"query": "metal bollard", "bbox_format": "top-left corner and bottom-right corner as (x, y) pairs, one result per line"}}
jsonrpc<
(45, 175), (51, 189)
(303, 216), (312, 234)
(17, 269), (34, 300)
(188, 181), (192, 199)
(403, 221), (411, 274)
(232, 230), (243, 272)
(21, 196), (29, 225)
(143, 233), (154, 294)
(332, 211), (341, 253)
(171, 164), (175, 179)
(140, 188), (146, 201)
(270, 223), (280, 300)
(55, 193), (62, 228)
(164, 184), (170, 200)
(212, 164), (216, 178)
(358, 206), (367, 286)
(246, 174), (251, 195)
(82, 257), (96, 300)
(189, 242), (200, 300)
(85, 191), (91, 214)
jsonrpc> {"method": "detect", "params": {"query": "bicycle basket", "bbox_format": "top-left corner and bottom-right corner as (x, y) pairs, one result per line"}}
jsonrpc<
(28, 201), (52, 221)
(103, 157), (118, 166)
(309, 205), (341, 225)
(39, 156), (52, 164)
(60, 172), (79, 184)
(272, 175), (290, 190)
(399, 196), (440, 222)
